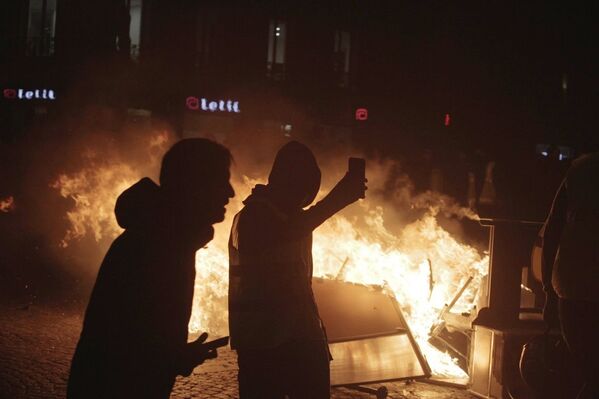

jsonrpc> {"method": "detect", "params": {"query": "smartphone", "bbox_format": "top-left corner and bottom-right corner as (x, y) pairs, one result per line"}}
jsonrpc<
(348, 157), (366, 199)
(348, 157), (366, 181)
(204, 336), (230, 350)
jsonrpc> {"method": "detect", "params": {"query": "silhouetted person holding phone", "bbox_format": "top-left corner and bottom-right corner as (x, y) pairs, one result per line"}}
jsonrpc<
(68, 138), (234, 398)
(228, 141), (366, 398)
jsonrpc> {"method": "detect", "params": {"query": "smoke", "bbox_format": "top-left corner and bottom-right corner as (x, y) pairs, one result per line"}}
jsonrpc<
(0, 105), (175, 302)
(0, 96), (485, 305)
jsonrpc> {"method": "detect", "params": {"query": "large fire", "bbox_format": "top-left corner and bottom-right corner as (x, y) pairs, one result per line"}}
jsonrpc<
(50, 131), (171, 247)
(51, 135), (489, 379)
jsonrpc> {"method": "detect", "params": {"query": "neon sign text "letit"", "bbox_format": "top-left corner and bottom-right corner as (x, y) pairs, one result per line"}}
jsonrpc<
(4, 88), (56, 100)
(186, 97), (240, 113)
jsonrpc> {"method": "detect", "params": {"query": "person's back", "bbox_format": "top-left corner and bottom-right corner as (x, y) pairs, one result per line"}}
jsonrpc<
(71, 233), (195, 396)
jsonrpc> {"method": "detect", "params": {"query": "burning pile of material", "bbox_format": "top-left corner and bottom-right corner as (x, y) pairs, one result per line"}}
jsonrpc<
(189, 179), (488, 378)
(51, 138), (488, 378)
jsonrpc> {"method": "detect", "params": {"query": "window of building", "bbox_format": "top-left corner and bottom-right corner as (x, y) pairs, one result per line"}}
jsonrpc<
(129, 0), (143, 60)
(115, 0), (142, 60)
(333, 30), (351, 87)
(267, 19), (286, 80)
(195, 7), (215, 69)
(26, 0), (56, 56)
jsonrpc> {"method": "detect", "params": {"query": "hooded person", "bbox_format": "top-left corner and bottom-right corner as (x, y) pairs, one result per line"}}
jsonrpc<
(67, 138), (235, 399)
(228, 141), (366, 399)
(542, 152), (599, 399)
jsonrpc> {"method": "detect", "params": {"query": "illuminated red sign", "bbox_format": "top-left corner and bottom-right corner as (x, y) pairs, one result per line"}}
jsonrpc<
(3, 89), (16, 99)
(444, 113), (451, 127)
(355, 108), (368, 121)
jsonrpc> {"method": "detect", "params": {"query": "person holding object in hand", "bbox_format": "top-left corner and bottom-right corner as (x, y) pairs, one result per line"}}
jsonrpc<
(228, 141), (367, 399)
(68, 138), (235, 398)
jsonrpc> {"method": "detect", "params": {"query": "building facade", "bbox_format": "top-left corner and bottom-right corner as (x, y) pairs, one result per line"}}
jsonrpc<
(2, 1), (595, 158)
(1, 0), (373, 151)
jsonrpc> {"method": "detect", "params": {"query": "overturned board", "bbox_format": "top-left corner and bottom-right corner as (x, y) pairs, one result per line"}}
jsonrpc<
(312, 278), (431, 386)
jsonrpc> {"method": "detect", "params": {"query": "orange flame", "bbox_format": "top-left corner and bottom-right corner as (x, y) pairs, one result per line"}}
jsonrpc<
(0, 196), (15, 213)
(189, 178), (488, 378)
(53, 143), (488, 378)
(50, 131), (171, 247)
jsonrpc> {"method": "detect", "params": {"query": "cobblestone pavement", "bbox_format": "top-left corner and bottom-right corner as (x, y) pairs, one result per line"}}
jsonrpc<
(0, 303), (477, 399)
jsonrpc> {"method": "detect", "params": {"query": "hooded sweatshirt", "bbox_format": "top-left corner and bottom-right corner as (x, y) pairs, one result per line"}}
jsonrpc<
(228, 184), (326, 350)
(69, 178), (200, 397)
(228, 142), (359, 350)
(114, 177), (160, 230)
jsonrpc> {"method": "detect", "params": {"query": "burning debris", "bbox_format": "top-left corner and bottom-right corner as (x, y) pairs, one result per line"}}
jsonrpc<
(0, 196), (15, 212)
(310, 208), (487, 378)
(428, 276), (475, 373)
(50, 138), (489, 379)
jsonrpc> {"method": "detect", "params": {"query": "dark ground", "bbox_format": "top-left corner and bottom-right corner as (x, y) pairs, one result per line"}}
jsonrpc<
(0, 299), (479, 399)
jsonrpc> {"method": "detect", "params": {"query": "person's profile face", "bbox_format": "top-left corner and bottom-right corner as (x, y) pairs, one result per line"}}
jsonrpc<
(204, 167), (235, 224)
(180, 164), (234, 227)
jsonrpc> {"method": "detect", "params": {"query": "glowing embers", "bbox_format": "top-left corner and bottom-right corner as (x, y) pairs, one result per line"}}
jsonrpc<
(186, 97), (240, 113)
(0, 196), (15, 212)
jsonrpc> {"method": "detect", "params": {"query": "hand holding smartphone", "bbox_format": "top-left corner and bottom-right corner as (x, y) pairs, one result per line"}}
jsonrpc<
(190, 334), (228, 361)
(348, 157), (367, 199)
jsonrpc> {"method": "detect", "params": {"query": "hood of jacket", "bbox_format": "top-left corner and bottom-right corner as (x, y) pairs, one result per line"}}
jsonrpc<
(114, 177), (160, 230)
(266, 141), (321, 209)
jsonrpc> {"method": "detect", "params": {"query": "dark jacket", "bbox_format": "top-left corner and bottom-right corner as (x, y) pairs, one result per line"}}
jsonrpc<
(543, 153), (599, 302)
(68, 178), (202, 398)
(229, 185), (326, 350)
(228, 142), (358, 351)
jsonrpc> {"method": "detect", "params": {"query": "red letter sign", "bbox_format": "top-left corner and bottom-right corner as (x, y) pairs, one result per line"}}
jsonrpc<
(186, 96), (199, 110)
(355, 108), (368, 121)
(3, 89), (16, 99)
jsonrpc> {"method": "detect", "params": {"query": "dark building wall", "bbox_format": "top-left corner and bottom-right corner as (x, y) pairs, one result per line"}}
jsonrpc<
(0, 0), (29, 57)
(2, 0), (597, 153)
(54, 0), (124, 59)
